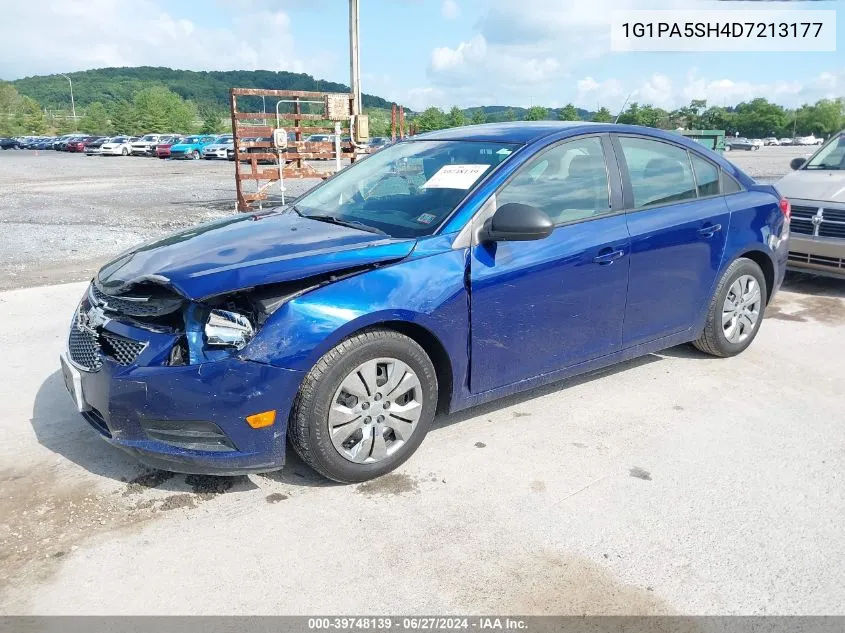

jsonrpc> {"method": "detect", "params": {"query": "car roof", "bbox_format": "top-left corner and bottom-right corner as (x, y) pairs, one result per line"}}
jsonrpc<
(412, 121), (601, 143)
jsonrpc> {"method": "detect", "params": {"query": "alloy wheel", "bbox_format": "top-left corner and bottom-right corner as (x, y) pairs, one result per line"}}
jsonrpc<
(722, 274), (761, 344)
(328, 357), (423, 464)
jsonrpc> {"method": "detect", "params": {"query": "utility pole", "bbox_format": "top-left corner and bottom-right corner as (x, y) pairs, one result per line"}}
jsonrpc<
(349, 0), (362, 117)
(60, 74), (76, 128)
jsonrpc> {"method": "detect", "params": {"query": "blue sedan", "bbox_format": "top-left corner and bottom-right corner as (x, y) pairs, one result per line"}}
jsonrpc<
(60, 122), (790, 482)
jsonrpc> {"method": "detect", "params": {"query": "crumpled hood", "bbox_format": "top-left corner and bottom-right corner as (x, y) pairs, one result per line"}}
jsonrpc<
(97, 210), (417, 300)
(776, 170), (845, 204)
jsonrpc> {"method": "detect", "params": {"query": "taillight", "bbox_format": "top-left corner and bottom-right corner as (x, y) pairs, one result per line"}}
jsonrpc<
(779, 197), (791, 221)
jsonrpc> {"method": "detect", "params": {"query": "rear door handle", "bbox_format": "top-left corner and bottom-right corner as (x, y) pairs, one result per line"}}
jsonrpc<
(698, 223), (722, 238)
(593, 248), (625, 265)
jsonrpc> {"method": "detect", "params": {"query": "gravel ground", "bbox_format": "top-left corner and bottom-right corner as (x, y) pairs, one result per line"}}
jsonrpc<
(0, 151), (327, 290)
(0, 144), (817, 291)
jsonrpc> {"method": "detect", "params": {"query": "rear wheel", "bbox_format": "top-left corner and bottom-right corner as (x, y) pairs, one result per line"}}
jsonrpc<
(288, 328), (438, 483)
(693, 257), (767, 357)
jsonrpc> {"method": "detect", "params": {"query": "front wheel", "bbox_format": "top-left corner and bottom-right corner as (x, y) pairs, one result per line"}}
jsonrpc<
(288, 328), (438, 483)
(191, 150), (200, 160)
(121, 147), (129, 156)
(693, 257), (767, 357)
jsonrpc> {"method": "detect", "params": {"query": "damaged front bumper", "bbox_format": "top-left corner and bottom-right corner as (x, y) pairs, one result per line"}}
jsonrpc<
(61, 286), (305, 475)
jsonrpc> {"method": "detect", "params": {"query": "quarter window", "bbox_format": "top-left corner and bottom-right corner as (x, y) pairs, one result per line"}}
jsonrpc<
(618, 137), (697, 208)
(497, 136), (612, 225)
(690, 153), (720, 197)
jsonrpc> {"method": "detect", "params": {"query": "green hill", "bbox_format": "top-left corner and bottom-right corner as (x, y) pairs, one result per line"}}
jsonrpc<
(10, 66), (393, 111)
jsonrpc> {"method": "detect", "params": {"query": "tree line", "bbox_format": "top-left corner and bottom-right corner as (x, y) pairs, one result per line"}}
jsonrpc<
(3, 76), (843, 140)
(410, 98), (845, 139)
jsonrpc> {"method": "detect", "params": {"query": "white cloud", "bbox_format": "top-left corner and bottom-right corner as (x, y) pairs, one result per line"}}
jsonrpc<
(0, 0), (329, 80)
(569, 69), (845, 112)
(441, 0), (459, 20)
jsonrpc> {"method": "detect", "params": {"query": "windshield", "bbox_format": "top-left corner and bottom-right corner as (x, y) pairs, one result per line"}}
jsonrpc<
(804, 135), (845, 170)
(141, 135), (157, 141)
(294, 140), (519, 238)
(183, 137), (200, 144)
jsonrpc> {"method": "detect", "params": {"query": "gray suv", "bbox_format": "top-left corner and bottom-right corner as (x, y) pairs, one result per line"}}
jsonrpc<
(776, 131), (845, 279)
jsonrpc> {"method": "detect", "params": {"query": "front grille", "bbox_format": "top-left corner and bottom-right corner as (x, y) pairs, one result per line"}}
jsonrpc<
(90, 284), (166, 317)
(69, 307), (147, 369)
(69, 325), (102, 371)
(100, 332), (146, 366)
(788, 205), (845, 239)
(788, 251), (845, 270)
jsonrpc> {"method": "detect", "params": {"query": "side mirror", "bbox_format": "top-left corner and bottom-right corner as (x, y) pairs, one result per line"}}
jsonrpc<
(790, 157), (806, 170)
(482, 202), (554, 242)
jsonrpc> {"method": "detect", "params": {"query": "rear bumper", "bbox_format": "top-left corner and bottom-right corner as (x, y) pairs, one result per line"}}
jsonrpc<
(787, 234), (845, 279)
(61, 328), (304, 474)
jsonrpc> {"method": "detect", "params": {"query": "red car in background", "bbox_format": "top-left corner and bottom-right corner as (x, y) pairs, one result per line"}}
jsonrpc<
(155, 135), (184, 159)
(66, 136), (100, 153)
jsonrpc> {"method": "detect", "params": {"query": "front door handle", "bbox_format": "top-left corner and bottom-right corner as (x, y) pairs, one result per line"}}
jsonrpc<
(698, 223), (722, 238)
(593, 248), (625, 265)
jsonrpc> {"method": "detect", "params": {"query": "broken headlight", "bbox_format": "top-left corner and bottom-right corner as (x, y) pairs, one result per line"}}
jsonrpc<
(204, 309), (255, 349)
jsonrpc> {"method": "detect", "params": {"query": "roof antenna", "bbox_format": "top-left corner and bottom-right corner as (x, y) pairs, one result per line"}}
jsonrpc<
(614, 91), (636, 124)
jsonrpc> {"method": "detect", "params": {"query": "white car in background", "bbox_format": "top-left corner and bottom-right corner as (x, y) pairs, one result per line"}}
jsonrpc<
(751, 138), (765, 148)
(202, 135), (234, 159)
(763, 137), (780, 146)
(130, 134), (168, 156)
(99, 136), (134, 156)
(796, 135), (825, 146)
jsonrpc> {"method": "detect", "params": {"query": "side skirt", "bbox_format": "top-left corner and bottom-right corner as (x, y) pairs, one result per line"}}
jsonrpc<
(449, 327), (696, 413)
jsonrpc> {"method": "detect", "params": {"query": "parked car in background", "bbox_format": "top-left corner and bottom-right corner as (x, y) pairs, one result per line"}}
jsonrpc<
(169, 135), (218, 159)
(795, 135), (825, 146)
(241, 136), (277, 164)
(154, 136), (183, 159)
(59, 122), (789, 482)
(201, 135), (234, 159)
(65, 136), (97, 153)
(55, 134), (88, 151)
(0, 137), (19, 149)
(779, 138), (793, 146)
(763, 137), (780, 146)
(84, 137), (111, 155)
(751, 139), (764, 148)
(725, 137), (759, 151)
(305, 134), (333, 143)
(34, 137), (57, 150)
(776, 130), (845, 279)
(368, 137), (391, 151)
(100, 136), (134, 156)
(131, 134), (169, 156)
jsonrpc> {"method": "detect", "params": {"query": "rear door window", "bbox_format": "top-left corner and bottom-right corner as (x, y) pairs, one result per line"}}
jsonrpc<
(618, 136), (697, 208)
(689, 154), (720, 197)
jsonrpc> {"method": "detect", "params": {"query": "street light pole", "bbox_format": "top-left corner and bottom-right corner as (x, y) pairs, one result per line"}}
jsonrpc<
(59, 74), (76, 129)
(349, 0), (362, 117)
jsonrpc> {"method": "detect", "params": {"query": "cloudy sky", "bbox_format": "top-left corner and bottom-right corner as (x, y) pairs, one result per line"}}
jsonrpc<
(1, 0), (843, 111)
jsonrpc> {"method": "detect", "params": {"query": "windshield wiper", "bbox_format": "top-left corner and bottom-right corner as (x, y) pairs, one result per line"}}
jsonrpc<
(303, 214), (388, 236)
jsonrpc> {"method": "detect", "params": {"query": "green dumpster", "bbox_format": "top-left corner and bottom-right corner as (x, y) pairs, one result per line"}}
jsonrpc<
(676, 129), (726, 153)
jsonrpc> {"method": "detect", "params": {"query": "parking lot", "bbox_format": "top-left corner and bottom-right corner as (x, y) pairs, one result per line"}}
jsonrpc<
(1, 144), (843, 615)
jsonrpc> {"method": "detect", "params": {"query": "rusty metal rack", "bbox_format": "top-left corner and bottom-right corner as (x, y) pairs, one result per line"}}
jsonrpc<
(229, 88), (357, 212)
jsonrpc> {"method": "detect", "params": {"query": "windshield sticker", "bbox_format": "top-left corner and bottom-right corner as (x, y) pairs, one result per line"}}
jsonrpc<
(496, 148), (513, 155)
(416, 213), (436, 225)
(421, 164), (491, 189)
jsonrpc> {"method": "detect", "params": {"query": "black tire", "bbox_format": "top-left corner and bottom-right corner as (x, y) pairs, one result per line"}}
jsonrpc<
(693, 257), (767, 357)
(121, 147), (129, 156)
(288, 328), (438, 483)
(191, 150), (200, 160)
